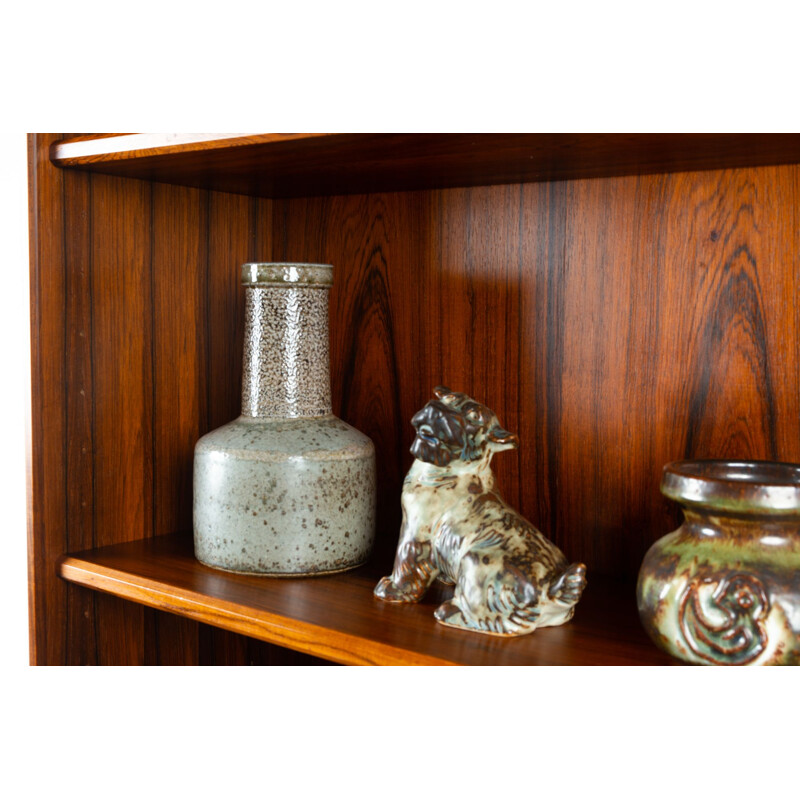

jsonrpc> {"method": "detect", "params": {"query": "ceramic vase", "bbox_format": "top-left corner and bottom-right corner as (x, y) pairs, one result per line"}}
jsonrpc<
(637, 460), (800, 665)
(193, 263), (376, 575)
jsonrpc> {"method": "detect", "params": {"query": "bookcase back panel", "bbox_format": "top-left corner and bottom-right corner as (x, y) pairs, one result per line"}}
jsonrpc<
(272, 167), (800, 576)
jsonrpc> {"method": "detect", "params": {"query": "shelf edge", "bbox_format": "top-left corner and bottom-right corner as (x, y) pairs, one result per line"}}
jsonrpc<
(50, 133), (337, 166)
(57, 554), (454, 666)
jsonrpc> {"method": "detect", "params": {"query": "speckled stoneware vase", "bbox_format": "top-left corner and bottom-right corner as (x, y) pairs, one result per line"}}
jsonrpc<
(193, 263), (376, 575)
(637, 460), (800, 665)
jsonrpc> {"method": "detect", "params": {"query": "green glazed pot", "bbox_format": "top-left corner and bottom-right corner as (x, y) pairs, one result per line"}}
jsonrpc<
(637, 460), (800, 665)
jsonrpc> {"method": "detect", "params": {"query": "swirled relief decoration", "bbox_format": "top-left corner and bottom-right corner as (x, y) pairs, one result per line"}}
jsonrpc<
(678, 572), (769, 665)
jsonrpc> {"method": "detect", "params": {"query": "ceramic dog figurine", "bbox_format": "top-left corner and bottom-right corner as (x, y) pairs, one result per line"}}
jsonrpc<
(374, 387), (587, 636)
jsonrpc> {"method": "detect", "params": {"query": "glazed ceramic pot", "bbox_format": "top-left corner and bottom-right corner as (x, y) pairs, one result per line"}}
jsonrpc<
(193, 263), (376, 575)
(637, 460), (800, 665)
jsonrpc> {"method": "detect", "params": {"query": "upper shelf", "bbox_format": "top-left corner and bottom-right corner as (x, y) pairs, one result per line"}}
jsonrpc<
(50, 133), (800, 199)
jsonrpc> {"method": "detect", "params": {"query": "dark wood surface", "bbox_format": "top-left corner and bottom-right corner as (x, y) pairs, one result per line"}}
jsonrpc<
(57, 533), (674, 666)
(28, 132), (66, 664)
(28, 132), (800, 664)
(274, 170), (800, 575)
(50, 133), (800, 199)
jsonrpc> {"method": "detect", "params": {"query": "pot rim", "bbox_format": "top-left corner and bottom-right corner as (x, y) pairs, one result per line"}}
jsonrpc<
(661, 459), (800, 516)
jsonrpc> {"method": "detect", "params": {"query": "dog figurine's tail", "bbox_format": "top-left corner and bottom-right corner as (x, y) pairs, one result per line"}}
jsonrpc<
(549, 562), (587, 606)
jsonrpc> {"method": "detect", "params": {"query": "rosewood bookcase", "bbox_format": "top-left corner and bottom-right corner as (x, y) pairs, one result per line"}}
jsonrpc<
(27, 133), (800, 665)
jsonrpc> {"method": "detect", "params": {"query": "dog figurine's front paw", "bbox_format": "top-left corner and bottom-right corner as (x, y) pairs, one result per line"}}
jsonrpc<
(374, 576), (416, 603)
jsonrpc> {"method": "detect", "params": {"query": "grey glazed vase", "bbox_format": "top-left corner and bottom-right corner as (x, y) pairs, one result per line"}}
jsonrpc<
(193, 263), (377, 575)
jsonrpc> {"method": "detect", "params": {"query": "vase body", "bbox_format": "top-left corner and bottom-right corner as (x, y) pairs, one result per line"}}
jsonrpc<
(637, 460), (800, 665)
(193, 263), (376, 575)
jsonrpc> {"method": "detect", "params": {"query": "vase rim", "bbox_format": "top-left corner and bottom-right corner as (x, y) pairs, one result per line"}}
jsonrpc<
(242, 263), (333, 287)
(662, 459), (800, 516)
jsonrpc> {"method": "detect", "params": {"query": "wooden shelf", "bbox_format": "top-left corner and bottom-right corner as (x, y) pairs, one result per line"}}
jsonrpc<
(57, 533), (675, 666)
(50, 133), (800, 199)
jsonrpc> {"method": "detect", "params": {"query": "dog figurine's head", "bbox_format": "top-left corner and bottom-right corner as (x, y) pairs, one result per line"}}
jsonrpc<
(409, 386), (519, 467)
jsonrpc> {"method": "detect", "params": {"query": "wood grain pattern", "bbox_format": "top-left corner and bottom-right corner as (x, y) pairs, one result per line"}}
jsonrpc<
(89, 172), (153, 664)
(28, 133), (67, 664)
(149, 182), (209, 663)
(29, 132), (800, 664)
(63, 165), (96, 663)
(50, 133), (800, 199)
(57, 533), (673, 666)
(270, 167), (800, 580)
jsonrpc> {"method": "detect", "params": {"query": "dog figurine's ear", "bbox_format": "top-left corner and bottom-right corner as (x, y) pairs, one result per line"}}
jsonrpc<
(433, 386), (457, 404)
(487, 425), (519, 451)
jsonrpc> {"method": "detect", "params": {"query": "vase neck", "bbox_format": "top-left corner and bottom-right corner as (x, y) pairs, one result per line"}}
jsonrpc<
(241, 285), (333, 418)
